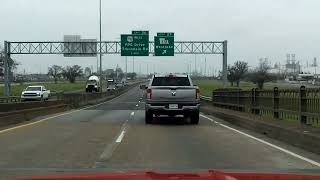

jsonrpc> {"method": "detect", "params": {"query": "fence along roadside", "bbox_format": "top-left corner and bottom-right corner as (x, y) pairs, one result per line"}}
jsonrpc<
(210, 86), (320, 127)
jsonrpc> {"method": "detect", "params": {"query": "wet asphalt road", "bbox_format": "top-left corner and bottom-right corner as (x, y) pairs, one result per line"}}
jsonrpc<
(0, 85), (320, 179)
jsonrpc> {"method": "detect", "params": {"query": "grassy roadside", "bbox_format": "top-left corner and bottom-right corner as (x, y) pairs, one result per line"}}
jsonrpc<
(193, 80), (304, 97)
(0, 81), (86, 96)
(193, 80), (256, 97)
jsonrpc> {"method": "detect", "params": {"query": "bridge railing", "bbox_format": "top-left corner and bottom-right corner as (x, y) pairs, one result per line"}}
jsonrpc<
(205, 86), (320, 127)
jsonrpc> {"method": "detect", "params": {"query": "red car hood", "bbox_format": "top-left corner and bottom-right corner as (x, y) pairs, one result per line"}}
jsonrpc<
(14, 170), (320, 180)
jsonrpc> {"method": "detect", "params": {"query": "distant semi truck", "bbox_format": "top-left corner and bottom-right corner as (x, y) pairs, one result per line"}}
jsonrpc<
(86, 76), (100, 92)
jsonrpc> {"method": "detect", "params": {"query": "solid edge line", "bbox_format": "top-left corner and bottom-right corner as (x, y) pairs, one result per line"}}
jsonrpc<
(115, 130), (126, 143)
(200, 114), (320, 168)
(0, 88), (133, 134)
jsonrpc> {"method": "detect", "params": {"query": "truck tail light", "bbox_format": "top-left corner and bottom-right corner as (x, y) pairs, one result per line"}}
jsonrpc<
(196, 88), (200, 99)
(147, 88), (152, 99)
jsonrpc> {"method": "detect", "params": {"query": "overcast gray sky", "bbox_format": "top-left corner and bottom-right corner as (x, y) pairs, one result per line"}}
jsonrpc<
(1, 0), (320, 74)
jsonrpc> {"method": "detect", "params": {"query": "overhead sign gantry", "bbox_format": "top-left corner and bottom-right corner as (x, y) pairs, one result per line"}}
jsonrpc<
(2, 31), (228, 96)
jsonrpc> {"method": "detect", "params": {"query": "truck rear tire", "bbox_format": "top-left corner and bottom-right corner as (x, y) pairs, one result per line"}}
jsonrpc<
(145, 110), (153, 124)
(190, 111), (199, 125)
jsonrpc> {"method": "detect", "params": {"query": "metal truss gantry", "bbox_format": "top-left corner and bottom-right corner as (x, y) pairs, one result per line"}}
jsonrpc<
(3, 40), (228, 96)
(8, 41), (225, 55)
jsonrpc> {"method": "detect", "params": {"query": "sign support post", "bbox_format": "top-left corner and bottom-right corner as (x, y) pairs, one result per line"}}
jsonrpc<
(99, 0), (103, 93)
(222, 40), (228, 88)
(4, 41), (11, 96)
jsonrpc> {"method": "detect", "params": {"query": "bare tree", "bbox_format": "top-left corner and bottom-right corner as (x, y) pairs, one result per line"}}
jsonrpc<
(62, 65), (83, 83)
(247, 59), (275, 89)
(0, 46), (19, 78)
(233, 61), (248, 87)
(84, 67), (92, 77)
(227, 65), (237, 86)
(48, 65), (63, 84)
(127, 72), (137, 80)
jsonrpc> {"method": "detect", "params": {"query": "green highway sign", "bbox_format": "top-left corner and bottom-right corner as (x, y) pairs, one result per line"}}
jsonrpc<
(157, 32), (174, 37)
(132, 31), (149, 35)
(154, 34), (174, 56)
(121, 34), (149, 56)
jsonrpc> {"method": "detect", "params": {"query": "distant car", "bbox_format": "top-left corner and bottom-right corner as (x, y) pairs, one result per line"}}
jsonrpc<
(143, 74), (200, 124)
(107, 79), (117, 91)
(21, 85), (50, 101)
(116, 82), (124, 88)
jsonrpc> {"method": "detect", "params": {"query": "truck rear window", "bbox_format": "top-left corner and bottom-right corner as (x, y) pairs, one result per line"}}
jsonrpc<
(26, 87), (41, 91)
(151, 77), (191, 86)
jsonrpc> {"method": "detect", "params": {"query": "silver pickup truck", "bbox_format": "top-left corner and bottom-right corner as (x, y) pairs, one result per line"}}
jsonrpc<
(141, 74), (200, 124)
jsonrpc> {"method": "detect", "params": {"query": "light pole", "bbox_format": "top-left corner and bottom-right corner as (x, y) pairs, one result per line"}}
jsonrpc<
(133, 57), (135, 73)
(96, 55), (99, 73)
(205, 56), (207, 77)
(99, 0), (103, 92)
(125, 56), (127, 79)
(194, 54), (197, 75)
(147, 64), (149, 75)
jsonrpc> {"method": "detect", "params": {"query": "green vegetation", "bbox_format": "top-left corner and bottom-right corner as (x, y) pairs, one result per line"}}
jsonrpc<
(193, 80), (256, 97)
(194, 80), (303, 97)
(0, 81), (85, 96)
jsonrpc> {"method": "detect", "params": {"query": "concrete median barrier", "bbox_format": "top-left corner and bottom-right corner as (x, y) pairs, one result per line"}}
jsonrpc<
(62, 81), (142, 108)
(0, 82), (143, 128)
(0, 104), (70, 127)
(0, 100), (65, 112)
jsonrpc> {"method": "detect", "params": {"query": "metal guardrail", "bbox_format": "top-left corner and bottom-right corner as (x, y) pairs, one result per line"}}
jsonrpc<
(0, 91), (63, 104)
(200, 95), (212, 102)
(0, 96), (21, 103)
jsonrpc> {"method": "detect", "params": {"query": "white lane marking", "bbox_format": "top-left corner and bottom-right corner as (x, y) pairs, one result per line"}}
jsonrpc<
(200, 114), (220, 124)
(97, 120), (129, 163)
(0, 88), (134, 134)
(0, 109), (83, 134)
(200, 114), (320, 168)
(207, 118), (214, 122)
(131, 112), (135, 116)
(115, 130), (126, 143)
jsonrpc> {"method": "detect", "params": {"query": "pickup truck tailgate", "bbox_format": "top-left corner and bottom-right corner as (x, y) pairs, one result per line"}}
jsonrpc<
(150, 86), (196, 102)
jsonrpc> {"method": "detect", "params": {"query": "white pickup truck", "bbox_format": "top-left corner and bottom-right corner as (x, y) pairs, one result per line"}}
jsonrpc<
(21, 85), (50, 101)
(142, 74), (200, 124)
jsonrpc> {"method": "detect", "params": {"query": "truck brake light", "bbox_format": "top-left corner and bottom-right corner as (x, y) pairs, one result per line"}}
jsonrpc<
(147, 88), (152, 99)
(196, 88), (200, 99)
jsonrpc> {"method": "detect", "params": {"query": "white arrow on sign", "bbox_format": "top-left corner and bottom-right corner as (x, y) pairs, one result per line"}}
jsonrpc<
(162, 50), (167, 54)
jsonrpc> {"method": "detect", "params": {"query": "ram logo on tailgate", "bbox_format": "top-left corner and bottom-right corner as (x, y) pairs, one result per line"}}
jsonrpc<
(171, 91), (176, 96)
